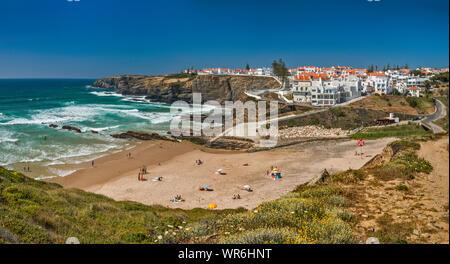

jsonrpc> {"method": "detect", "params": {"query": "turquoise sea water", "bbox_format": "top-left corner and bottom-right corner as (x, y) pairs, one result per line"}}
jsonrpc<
(0, 79), (199, 178)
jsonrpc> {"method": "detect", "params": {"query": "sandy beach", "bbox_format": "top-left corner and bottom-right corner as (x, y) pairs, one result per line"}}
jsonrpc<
(49, 137), (395, 210)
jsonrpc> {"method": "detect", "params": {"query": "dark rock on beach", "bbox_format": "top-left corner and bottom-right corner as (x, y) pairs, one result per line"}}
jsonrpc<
(61, 125), (82, 133)
(49, 124), (58, 128)
(111, 131), (177, 141)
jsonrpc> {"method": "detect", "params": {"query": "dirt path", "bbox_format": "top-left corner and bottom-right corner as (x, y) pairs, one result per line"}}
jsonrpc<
(352, 136), (449, 244)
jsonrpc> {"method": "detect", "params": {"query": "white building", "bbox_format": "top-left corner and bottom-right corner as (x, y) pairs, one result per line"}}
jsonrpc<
(408, 86), (420, 97)
(366, 72), (391, 94)
(291, 75), (312, 103)
(291, 74), (361, 106)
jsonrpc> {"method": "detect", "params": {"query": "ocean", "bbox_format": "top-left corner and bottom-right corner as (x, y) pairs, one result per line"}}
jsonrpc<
(0, 79), (204, 179)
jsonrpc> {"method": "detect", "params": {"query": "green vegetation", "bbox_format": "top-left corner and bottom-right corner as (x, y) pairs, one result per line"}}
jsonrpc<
(431, 72), (449, 84)
(0, 135), (436, 244)
(405, 97), (434, 113)
(282, 107), (397, 130)
(0, 167), (243, 244)
(165, 72), (197, 80)
(0, 165), (357, 244)
(350, 95), (435, 115)
(350, 123), (430, 140)
(218, 185), (355, 244)
(396, 184), (409, 191)
(367, 141), (432, 181)
(375, 214), (413, 244)
(329, 170), (365, 184)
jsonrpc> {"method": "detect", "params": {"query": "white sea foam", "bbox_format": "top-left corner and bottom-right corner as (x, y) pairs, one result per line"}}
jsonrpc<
(122, 111), (175, 124)
(90, 91), (124, 97)
(35, 175), (57, 180)
(120, 95), (149, 103)
(48, 168), (77, 177)
(80, 125), (120, 133)
(0, 129), (19, 143)
(0, 105), (137, 126)
(44, 160), (65, 166)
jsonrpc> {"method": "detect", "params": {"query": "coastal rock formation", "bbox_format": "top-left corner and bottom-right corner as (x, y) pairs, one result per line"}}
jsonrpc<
(61, 125), (81, 133)
(307, 169), (330, 186)
(92, 74), (280, 104)
(49, 124), (58, 128)
(208, 136), (255, 150)
(111, 131), (176, 141)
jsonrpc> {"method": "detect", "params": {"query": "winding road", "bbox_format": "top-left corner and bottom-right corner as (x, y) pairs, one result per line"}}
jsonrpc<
(421, 99), (447, 134)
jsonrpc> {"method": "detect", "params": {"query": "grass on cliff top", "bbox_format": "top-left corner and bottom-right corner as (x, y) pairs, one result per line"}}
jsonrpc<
(349, 95), (434, 115)
(350, 123), (430, 140)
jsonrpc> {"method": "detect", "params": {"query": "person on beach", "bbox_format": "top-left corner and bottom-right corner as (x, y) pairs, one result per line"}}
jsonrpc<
(91, 160), (94, 167)
(138, 172), (141, 181)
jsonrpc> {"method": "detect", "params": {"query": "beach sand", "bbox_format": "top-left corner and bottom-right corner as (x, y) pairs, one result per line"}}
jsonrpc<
(50, 137), (395, 210)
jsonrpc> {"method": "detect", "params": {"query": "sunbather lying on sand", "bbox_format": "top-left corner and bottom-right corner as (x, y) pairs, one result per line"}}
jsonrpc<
(241, 185), (253, 192)
(199, 185), (213, 191)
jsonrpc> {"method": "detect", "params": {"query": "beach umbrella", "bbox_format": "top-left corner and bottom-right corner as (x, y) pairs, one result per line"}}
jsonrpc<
(204, 185), (211, 189)
(208, 203), (217, 209)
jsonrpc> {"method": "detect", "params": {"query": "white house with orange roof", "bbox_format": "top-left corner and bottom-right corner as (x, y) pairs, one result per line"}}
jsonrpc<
(290, 72), (361, 106)
(366, 71), (391, 94)
(408, 86), (420, 97)
(291, 75), (312, 102)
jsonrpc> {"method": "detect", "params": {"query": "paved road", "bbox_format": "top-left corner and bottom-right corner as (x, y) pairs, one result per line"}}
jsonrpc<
(421, 99), (447, 134)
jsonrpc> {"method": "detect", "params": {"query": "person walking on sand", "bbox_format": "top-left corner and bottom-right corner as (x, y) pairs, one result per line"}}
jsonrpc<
(91, 160), (94, 167)
(138, 172), (141, 181)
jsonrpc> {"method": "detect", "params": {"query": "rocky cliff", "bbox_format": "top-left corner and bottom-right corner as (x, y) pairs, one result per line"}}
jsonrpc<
(92, 74), (280, 103)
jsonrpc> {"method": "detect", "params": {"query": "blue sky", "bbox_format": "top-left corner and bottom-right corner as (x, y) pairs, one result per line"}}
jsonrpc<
(0, 0), (448, 78)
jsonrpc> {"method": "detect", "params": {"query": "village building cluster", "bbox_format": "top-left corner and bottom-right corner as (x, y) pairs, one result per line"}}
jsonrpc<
(187, 66), (449, 107)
